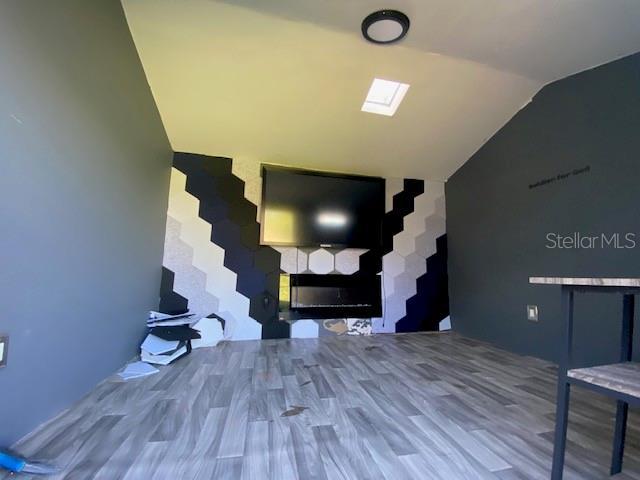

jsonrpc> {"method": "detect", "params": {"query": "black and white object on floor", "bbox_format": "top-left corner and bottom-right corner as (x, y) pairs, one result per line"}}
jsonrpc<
(141, 342), (189, 366)
(138, 310), (202, 366)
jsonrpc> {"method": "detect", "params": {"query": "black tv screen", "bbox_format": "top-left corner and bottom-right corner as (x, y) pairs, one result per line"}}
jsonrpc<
(260, 166), (385, 248)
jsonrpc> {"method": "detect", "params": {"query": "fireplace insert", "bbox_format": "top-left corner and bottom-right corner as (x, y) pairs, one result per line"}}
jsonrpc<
(285, 274), (382, 319)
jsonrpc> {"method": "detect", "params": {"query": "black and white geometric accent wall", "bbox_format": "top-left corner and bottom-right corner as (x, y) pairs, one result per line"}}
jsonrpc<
(161, 153), (286, 340)
(160, 152), (449, 340)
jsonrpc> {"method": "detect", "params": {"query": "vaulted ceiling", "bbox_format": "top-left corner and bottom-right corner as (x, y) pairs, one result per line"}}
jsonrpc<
(122, 0), (640, 180)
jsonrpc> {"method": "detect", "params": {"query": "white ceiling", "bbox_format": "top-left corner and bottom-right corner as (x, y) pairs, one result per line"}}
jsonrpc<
(122, 0), (640, 181)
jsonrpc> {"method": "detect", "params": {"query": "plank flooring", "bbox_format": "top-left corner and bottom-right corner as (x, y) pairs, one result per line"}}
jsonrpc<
(4, 332), (640, 479)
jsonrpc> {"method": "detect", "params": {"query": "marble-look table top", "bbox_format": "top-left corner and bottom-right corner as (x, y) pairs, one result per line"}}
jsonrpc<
(529, 277), (640, 287)
(568, 362), (640, 399)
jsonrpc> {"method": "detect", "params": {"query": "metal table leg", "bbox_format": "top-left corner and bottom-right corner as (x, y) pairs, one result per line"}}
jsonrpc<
(611, 294), (634, 475)
(551, 287), (574, 480)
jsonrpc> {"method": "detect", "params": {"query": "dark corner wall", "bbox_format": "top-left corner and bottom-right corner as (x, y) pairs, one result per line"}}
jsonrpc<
(447, 53), (640, 366)
(0, 1), (172, 445)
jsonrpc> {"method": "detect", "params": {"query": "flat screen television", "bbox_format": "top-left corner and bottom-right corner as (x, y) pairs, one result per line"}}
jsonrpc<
(260, 165), (385, 248)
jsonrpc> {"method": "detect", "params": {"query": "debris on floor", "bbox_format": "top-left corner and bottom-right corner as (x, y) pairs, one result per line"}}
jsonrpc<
(141, 341), (188, 365)
(281, 405), (308, 417)
(0, 450), (60, 475)
(120, 311), (227, 379)
(191, 314), (224, 349)
(141, 311), (200, 365)
(147, 310), (197, 327)
(118, 361), (158, 381)
(141, 333), (179, 354)
(149, 324), (200, 342)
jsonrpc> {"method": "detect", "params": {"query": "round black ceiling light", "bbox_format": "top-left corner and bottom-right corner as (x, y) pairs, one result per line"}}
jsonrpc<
(361, 10), (410, 44)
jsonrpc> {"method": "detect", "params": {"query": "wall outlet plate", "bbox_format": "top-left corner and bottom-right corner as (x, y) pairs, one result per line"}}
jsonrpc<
(0, 335), (8, 368)
(527, 305), (539, 322)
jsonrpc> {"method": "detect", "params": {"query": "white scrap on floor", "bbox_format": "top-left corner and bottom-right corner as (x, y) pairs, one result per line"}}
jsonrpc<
(141, 334), (179, 355)
(141, 345), (188, 365)
(118, 361), (158, 381)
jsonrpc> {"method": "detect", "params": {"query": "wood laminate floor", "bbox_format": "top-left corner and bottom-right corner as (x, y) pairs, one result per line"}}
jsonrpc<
(5, 332), (640, 479)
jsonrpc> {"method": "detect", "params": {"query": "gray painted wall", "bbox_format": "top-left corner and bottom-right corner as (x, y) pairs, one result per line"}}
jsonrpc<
(0, 1), (172, 445)
(447, 53), (640, 366)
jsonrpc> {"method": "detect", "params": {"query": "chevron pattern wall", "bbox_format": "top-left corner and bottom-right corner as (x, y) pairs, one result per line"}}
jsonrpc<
(160, 153), (449, 340)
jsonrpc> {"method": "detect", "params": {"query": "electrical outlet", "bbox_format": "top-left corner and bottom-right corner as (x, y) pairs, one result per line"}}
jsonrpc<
(0, 335), (8, 368)
(527, 305), (539, 322)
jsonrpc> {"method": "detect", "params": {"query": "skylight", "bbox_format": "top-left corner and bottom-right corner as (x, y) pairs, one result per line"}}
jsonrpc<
(361, 78), (410, 116)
